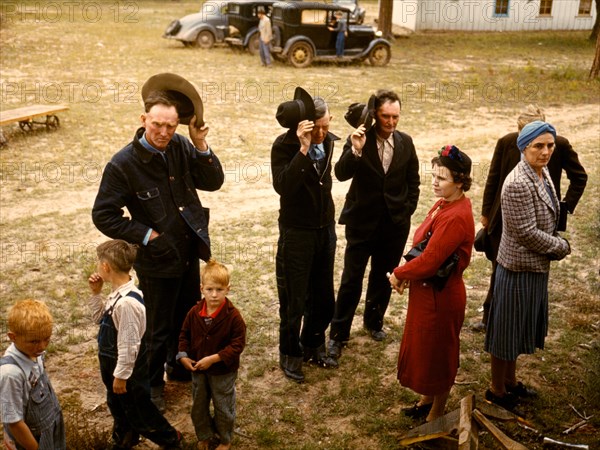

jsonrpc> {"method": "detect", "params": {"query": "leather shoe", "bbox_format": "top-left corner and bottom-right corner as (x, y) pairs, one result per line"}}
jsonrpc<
(368, 329), (387, 341)
(281, 366), (305, 382)
(303, 344), (338, 368)
(506, 381), (537, 399)
(160, 430), (183, 449)
(280, 354), (305, 383)
(327, 339), (344, 359)
(485, 389), (525, 417)
(402, 402), (433, 419)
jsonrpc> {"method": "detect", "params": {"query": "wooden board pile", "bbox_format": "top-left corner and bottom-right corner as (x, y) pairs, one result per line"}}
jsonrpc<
(399, 394), (591, 449)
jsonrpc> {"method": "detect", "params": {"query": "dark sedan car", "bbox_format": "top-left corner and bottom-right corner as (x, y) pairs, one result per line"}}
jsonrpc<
(163, 1), (229, 49)
(270, 1), (391, 68)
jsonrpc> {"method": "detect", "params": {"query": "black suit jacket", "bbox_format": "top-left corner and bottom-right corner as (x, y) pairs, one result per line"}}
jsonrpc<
(335, 127), (420, 232)
(271, 129), (339, 229)
(482, 132), (587, 235)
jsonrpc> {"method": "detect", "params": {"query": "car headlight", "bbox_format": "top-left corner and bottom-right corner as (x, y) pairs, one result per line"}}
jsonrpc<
(375, 30), (382, 37)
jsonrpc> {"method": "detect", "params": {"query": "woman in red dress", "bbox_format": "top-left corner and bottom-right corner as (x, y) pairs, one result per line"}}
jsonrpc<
(389, 145), (475, 422)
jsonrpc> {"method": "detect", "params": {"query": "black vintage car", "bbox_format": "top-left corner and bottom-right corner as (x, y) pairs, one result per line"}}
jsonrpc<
(223, 0), (278, 55)
(163, 1), (230, 49)
(270, 2), (391, 68)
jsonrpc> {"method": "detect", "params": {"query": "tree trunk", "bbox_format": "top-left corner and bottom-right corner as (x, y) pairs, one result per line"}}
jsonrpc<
(590, 32), (600, 79)
(590, 0), (600, 41)
(377, 0), (394, 40)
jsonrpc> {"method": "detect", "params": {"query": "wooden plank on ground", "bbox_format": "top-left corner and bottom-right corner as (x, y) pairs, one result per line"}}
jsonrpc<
(399, 408), (460, 446)
(0, 105), (69, 126)
(476, 397), (534, 428)
(472, 409), (528, 450)
(458, 394), (478, 450)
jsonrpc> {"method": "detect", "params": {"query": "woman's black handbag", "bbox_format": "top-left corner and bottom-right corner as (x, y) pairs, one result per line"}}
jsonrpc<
(403, 231), (459, 291)
(474, 228), (493, 261)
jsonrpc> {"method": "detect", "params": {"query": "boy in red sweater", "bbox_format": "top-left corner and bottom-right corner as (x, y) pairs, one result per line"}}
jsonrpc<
(177, 259), (246, 450)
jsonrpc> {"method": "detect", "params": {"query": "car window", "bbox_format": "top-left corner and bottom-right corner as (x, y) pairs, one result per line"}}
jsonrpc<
(252, 5), (272, 17)
(201, 1), (226, 18)
(301, 9), (327, 25)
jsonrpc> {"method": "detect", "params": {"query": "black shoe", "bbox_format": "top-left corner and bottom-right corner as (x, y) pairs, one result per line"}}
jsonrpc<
(110, 431), (140, 450)
(303, 344), (338, 368)
(485, 389), (524, 417)
(327, 339), (344, 359)
(317, 354), (338, 368)
(402, 402), (433, 419)
(506, 381), (537, 399)
(368, 328), (387, 341)
(280, 354), (305, 383)
(160, 430), (183, 449)
(282, 366), (305, 382)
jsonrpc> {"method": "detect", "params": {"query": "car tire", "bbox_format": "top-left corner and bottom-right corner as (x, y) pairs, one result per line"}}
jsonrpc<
(288, 41), (314, 68)
(195, 30), (215, 49)
(165, 20), (181, 36)
(247, 33), (260, 56)
(368, 43), (391, 66)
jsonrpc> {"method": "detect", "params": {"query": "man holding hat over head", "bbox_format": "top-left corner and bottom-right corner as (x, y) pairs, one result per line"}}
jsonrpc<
(328, 90), (420, 363)
(92, 73), (225, 410)
(271, 87), (339, 382)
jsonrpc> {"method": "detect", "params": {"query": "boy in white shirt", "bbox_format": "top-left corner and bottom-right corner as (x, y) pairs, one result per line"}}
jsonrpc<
(88, 239), (182, 449)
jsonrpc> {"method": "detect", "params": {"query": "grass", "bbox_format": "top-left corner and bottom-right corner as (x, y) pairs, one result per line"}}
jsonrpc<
(1, 0), (599, 448)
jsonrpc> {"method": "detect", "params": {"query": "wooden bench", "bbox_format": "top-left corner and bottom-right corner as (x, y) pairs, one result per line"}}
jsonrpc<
(0, 104), (69, 133)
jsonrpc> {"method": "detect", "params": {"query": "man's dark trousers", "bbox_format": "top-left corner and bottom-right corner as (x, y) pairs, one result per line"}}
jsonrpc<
(276, 223), (336, 357)
(330, 213), (410, 342)
(138, 258), (200, 388)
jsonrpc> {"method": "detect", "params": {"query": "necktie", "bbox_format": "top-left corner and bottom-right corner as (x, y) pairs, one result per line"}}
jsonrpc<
(379, 138), (393, 173)
(309, 144), (325, 161)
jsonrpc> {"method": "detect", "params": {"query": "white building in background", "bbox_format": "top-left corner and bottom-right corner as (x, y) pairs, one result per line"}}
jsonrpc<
(392, 0), (597, 31)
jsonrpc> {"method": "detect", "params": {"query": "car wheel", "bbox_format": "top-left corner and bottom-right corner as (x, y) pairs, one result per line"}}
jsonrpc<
(195, 30), (215, 49)
(165, 20), (181, 36)
(368, 43), (391, 66)
(288, 41), (314, 68)
(247, 33), (260, 56)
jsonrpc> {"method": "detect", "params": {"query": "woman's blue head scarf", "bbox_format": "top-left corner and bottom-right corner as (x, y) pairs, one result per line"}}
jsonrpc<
(517, 121), (556, 152)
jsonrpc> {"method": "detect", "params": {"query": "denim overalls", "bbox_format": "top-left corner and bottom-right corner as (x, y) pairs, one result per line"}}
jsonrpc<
(97, 291), (179, 448)
(98, 291), (144, 360)
(0, 355), (66, 450)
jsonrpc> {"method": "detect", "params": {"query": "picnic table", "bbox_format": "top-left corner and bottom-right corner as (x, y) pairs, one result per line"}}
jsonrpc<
(0, 104), (69, 132)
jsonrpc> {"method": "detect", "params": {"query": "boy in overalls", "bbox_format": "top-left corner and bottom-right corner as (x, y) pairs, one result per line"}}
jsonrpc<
(88, 239), (182, 449)
(0, 299), (66, 450)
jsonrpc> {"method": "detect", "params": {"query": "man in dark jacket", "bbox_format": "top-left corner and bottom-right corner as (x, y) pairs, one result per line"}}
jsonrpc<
(329, 90), (420, 361)
(92, 83), (225, 410)
(473, 105), (587, 330)
(271, 87), (338, 383)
